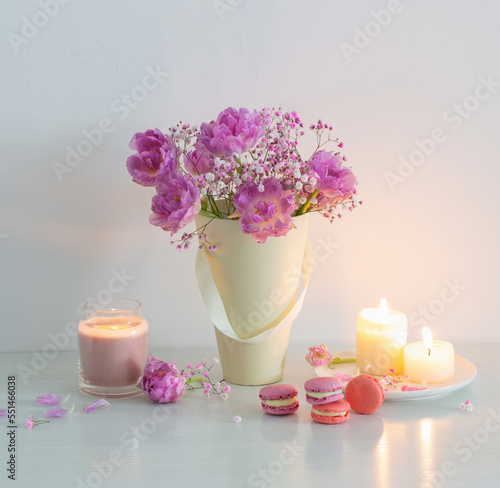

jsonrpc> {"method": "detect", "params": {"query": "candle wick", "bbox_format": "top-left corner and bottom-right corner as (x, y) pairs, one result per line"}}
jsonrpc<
(427, 348), (431, 356)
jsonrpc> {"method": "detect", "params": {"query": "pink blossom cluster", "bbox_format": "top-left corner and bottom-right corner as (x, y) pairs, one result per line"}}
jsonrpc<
(182, 358), (231, 400)
(126, 107), (360, 246)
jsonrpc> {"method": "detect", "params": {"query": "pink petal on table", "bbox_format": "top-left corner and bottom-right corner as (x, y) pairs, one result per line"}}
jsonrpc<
(83, 399), (111, 414)
(332, 373), (354, 385)
(37, 393), (62, 405)
(0, 409), (7, 416)
(44, 404), (74, 417)
(401, 385), (427, 392)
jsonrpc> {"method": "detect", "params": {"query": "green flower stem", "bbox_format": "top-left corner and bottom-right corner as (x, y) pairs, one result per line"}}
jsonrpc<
(296, 189), (319, 216)
(327, 357), (356, 369)
(207, 195), (224, 219)
(185, 378), (203, 384)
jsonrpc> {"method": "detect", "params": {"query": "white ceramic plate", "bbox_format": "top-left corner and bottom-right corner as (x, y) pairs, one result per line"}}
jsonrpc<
(315, 351), (477, 401)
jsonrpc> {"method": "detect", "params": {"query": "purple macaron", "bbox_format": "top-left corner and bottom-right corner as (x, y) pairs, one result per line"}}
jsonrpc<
(304, 377), (344, 405)
(259, 384), (299, 415)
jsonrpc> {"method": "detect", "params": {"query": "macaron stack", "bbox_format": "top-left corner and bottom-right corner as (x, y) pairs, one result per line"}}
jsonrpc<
(304, 377), (350, 424)
(258, 375), (384, 421)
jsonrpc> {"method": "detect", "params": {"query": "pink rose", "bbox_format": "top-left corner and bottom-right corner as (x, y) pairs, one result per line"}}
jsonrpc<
(305, 344), (334, 367)
(141, 355), (186, 403)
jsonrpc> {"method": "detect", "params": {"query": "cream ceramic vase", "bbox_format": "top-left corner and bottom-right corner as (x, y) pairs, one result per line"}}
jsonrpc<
(195, 213), (312, 385)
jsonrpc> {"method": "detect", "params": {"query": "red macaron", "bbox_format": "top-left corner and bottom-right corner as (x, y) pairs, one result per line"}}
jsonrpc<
(345, 374), (385, 414)
(310, 399), (351, 424)
(259, 384), (299, 415)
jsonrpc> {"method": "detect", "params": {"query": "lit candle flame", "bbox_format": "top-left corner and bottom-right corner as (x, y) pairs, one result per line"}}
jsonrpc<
(378, 298), (389, 322)
(422, 326), (433, 356)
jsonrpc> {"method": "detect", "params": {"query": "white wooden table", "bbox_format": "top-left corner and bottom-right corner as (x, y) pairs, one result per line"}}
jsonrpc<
(1, 344), (498, 488)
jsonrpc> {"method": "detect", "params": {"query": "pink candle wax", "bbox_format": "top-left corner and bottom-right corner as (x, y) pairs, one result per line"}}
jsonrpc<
(78, 315), (148, 387)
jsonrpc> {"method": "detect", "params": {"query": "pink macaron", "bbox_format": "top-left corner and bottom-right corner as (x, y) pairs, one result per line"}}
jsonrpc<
(345, 374), (385, 414)
(310, 399), (351, 424)
(259, 384), (299, 415)
(304, 377), (344, 405)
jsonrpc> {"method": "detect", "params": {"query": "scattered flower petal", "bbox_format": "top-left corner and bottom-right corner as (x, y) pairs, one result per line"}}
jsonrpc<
(233, 416), (242, 423)
(83, 399), (111, 414)
(331, 373), (354, 386)
(44, 404), (75, 418)
(37, 393), (63, 405)
(401, 385), (427, 392)
(0, 409), (7, 416)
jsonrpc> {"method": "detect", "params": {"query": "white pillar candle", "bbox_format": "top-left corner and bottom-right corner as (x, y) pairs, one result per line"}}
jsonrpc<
(356, 298), (408, 375)
(404, 327), (454, 383)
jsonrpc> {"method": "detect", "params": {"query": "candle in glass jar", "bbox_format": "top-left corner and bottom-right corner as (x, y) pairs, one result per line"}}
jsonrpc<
(404, 327), (454, 383)
(356, 298), (408, 375)
(78, 298), (148, 398)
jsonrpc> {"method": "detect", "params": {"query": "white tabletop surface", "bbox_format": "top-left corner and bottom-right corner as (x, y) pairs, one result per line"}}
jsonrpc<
(1, 343), (498, 488)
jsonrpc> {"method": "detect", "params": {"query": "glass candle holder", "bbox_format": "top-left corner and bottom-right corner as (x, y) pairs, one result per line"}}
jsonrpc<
(78, 298), (148, 398)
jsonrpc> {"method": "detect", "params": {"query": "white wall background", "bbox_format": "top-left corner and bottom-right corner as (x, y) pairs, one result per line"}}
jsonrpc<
(1, 0), (499, 354)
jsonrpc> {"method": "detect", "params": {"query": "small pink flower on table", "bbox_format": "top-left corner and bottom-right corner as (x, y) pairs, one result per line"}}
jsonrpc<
(26, 416), (50, 429)
(141, 355), (186, 403)
(305, 344), (334, 367)
(459, 399), (474, 412)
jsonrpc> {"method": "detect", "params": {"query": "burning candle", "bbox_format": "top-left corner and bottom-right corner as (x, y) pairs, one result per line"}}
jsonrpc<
(356, 298), (408, 375)
(78, 298), (148, 398)
(404, 327), (454, 383)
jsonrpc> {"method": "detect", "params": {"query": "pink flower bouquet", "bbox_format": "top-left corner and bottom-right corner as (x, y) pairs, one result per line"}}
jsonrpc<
(126, 107), (359, 247)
